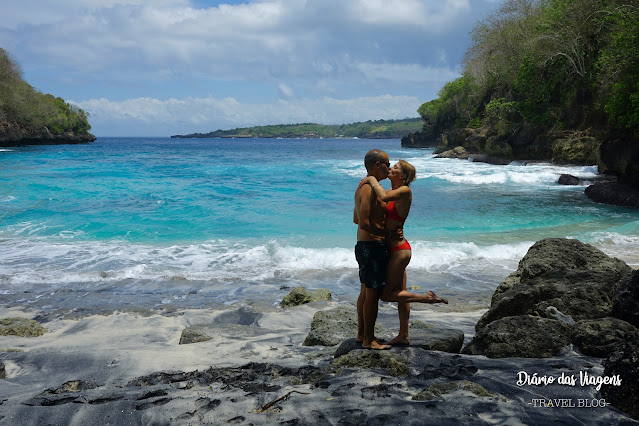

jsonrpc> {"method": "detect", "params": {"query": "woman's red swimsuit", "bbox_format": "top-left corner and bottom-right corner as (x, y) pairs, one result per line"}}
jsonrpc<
(385, 201), (411, 252)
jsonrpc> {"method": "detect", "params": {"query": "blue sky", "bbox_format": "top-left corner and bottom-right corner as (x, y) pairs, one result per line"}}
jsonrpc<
(0, 0), (501, 136)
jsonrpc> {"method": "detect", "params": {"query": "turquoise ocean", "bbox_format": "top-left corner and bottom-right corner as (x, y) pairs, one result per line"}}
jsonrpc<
(1, 137), (638, 313)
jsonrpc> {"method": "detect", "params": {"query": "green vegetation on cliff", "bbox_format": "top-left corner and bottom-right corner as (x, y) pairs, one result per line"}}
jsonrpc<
(418, 0), (639, 139)
(172, 118), (422, 139)
(0, 48), (92, 136)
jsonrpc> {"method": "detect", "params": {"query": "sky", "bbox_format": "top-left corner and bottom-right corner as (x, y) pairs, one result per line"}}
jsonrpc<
(0, 0), (502, 137)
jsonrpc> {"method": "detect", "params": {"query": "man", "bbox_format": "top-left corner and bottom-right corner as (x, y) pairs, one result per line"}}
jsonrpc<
(353, 149), (391, 350)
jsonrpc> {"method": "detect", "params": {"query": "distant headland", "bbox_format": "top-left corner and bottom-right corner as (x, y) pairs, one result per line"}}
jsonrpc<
(171, 118), (423, 139)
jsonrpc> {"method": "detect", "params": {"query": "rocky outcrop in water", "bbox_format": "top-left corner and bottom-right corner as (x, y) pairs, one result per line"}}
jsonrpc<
(585, 181), (639, 208)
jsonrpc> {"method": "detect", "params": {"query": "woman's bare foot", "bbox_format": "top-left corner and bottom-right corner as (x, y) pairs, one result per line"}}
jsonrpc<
(362, 340), (391, 350)
(427, 291), (448, 304)
(356, 336), (384, 344)
(385, 335), (409, 346)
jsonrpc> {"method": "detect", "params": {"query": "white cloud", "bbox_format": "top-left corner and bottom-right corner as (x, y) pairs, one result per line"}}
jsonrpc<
(356, 62), (460, 85)
(73, 94), (422, 136)
(1, 0), (479, 83)
(278, 83), (295, 99)
(352, 0), (471, 30)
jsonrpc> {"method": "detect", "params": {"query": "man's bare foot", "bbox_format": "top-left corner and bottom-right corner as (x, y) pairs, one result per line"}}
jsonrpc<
(385, 335), (409, 346)
(427, 291), (448, 304)
(362, 340), (391, 350)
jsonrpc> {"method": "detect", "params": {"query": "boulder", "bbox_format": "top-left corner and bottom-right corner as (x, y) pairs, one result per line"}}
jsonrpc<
(601, 338), (639, 420)
(408, 320), (464, 353)
(280, 286), (332, 308)
(435, 146), (469, 160)
(585, 182), (639, 208)
(303, 306), (383, 347)
(462, 316), (573, 358)
(612, 270), (639, 328)
(475, 238), (632, 330)
(0, 317), (46, 337)
(572, 318), (639, 357)
(558, 174), (581, 185)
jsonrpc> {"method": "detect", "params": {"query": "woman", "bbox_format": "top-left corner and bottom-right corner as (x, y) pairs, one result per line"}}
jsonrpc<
(361, 159), (447, 346)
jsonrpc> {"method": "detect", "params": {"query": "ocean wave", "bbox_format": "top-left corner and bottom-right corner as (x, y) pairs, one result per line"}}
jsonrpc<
(0, 237), (534, 288)
(335, 155), (598, 188)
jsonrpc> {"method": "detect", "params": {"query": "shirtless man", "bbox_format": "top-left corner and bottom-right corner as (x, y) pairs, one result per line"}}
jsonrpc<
(353, 149), (392, 350)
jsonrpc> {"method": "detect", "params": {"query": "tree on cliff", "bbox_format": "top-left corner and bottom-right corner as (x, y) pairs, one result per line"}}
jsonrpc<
(418, 0), (639, 139)
(0, 48), (92, 136)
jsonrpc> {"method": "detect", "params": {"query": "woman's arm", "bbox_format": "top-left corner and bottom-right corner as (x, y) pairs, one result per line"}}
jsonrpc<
(366, 176), (409, 202)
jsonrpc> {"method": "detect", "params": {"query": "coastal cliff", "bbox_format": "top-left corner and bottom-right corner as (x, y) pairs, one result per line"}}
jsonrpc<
(402, 0), (639, 202)
(0, 48), (95, 147)
(0, 120), (96, 146)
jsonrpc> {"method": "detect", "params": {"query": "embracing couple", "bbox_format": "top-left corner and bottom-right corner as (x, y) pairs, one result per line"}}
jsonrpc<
(354, 149), (447, 350)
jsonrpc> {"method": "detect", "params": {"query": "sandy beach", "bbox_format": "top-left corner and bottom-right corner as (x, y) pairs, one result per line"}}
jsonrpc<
(1, 298), (636, 425)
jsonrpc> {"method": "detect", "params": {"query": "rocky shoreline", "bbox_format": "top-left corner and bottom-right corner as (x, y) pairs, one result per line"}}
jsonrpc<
(0, 120), (96, 147)
(1, 238), (638, 424)
(403, 124), (639, 209)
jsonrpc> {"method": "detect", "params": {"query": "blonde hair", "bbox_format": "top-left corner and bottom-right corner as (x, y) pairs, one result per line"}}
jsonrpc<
(398, 160), (416, 186)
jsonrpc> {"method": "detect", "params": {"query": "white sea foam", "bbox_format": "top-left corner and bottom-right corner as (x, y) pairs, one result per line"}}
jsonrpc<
(0, 237), (534, 290)
(335, 154), (598, 188)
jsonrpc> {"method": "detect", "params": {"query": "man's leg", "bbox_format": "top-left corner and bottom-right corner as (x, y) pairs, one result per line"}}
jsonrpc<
(356, 282), (365, 342)
(362, 287), (389, 350)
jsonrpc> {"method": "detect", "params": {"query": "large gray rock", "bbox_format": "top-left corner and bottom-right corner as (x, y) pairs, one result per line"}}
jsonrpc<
(403, 321), (464, 353)
(585, 182), (639, 208)
(434, 146), (469, 160)
(558, 174), (581, 185)
(572, 318), (639, 357)
(280, 286), (332, 308)
(303, 306), (383, 347)
(476, 238), (632, 331)
(612, 269), (639, 328)
(602, 338), (639, 420)
(463, 316), (573, 358)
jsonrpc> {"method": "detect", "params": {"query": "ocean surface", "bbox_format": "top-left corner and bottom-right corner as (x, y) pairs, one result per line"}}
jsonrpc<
(1, 137), (638, 313)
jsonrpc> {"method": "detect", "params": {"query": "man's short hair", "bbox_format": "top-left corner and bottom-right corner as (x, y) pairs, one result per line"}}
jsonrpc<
(364, 149), (385, 169)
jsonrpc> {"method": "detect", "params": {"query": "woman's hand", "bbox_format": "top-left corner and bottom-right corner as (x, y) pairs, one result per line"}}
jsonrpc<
(358, 176), (373, 189)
